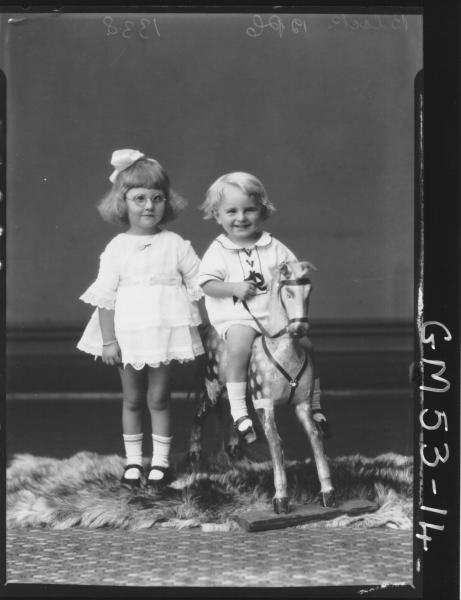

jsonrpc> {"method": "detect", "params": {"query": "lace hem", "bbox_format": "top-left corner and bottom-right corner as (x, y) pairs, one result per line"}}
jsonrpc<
(80, 289), (115, 310)
(124, 355), (202, 370)
(80, 352), (205, 370)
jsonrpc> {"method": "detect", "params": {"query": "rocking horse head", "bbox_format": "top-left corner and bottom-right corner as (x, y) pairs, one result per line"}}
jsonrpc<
(270, 260), (316, 338)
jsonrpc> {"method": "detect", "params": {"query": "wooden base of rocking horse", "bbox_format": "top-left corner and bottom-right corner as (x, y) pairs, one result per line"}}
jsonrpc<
(234, 498), (378, 532)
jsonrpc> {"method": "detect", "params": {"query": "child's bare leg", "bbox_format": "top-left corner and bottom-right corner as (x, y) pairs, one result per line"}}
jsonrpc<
(118, 365), (147, 482)
(225, 325), (257, 443)
(146, 364), (173, 483)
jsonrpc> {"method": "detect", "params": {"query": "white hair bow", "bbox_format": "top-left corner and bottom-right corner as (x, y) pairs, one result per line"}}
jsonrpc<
(109, 149), (145, 183)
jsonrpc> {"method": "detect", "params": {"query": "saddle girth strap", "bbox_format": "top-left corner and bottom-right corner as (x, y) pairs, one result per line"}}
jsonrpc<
(261, 336), (309, 404)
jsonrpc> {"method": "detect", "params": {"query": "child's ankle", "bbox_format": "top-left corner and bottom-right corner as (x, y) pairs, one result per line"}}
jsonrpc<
(226, 381), (250, 426)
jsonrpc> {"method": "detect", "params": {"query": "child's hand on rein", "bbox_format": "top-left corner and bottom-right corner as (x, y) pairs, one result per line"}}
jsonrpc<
(102, 341), (122, 366)
(232, 281), (257, 301)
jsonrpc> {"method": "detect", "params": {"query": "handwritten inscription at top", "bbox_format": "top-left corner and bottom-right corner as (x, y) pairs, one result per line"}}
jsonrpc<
(328, 14), (409, 30)
(103, 16), (160, 39)
(247, 15), (308, 38)
(247, 14), (410, 38)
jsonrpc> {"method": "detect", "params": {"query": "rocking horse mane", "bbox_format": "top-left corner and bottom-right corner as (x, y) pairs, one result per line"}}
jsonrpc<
(269, 259), (315, 290)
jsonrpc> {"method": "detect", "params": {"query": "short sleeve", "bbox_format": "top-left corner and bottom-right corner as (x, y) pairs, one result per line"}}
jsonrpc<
(177, 239), (203, 301)
(275, 239), (298, 264)
(198, 242), (227, 287)
(79, 240), (120, 310)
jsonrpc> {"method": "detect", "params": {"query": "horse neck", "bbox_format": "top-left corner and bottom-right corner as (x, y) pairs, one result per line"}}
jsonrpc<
(267, 282), (288, 336)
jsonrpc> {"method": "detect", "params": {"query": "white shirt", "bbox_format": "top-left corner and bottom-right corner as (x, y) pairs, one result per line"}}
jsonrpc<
(198, 232), (297, 333)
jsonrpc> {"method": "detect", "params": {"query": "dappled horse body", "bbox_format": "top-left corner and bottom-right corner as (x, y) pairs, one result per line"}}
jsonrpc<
(188, 261), (336, 514)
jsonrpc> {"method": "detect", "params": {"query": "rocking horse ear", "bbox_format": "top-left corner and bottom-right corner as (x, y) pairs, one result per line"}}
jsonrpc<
(300, 260), (318, 274)
(279, 262), (291, 278)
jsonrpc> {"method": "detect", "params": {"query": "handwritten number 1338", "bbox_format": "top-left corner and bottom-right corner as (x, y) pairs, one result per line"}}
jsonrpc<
(103, 16), (160, 39)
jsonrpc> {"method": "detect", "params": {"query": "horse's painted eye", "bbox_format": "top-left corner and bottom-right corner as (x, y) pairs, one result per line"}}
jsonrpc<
(285, 288), (294, 299)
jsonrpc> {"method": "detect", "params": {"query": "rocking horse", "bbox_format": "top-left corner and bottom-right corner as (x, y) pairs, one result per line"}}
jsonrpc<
(188, 260), (337, 514)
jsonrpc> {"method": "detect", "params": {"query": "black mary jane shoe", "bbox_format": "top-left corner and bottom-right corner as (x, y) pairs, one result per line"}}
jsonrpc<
(312, 410), (332, 439)
(234, 415), (257, 445)
(146, 465), (173, 489)
(121, 464), (144, 488)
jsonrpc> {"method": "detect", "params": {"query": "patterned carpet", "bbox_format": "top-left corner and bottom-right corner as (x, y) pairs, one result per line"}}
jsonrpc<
(5, 393), (415, 589)
(7, 526), (413, 587)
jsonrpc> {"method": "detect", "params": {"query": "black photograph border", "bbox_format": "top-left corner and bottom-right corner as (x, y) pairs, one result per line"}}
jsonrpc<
(0, 1), (459, 599)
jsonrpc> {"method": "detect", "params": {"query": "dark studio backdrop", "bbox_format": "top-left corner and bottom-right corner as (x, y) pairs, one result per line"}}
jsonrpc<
(3, 12), (422, 394)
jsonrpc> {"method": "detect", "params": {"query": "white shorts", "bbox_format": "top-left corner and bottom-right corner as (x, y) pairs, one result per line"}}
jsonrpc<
(214, 319), (265, 340)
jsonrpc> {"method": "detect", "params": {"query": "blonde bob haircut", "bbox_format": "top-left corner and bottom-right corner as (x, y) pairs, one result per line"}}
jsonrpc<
(200, 172), (276, 220)
(98, 157), (187, 226)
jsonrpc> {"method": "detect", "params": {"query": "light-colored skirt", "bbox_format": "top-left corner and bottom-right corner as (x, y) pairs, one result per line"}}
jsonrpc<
(77, 308), (204, 370)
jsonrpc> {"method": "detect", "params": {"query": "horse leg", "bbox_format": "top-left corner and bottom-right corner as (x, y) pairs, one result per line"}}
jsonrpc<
(295, 401), (337, 507)
(255, 403), (289, 514)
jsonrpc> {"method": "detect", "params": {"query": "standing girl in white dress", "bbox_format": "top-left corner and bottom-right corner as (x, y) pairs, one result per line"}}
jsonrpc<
(77, 149), (204, 488)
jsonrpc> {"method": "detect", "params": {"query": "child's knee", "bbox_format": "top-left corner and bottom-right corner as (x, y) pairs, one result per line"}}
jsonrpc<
(226, 335), (254, 363)
(123, 392), (145, 411)
(147, 390), (169, 411)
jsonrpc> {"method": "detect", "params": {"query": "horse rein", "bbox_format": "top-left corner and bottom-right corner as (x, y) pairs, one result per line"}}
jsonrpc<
(242, 276), (311, 403)
(241, 276), (311, 339)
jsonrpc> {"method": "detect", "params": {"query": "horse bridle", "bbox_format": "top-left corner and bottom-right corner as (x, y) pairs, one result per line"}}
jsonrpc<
(242, 275), (311, 403)
(242, 276), (311, 339)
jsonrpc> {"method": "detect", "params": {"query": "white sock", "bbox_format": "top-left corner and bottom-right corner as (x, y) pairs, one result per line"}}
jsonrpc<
(123, 433), (143, 479)
(150, 434), (172, 480)
(226, 381), (252, 431)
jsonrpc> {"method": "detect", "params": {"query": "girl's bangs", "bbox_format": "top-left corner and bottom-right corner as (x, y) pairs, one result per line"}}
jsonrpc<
(123, 162), (168, 192)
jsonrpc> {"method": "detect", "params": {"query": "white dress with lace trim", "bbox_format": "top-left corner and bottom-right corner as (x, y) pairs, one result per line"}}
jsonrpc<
(76, 230), (204, 368)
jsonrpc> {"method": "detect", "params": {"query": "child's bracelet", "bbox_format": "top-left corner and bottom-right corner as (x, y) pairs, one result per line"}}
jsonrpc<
(102, 339), (118, 347)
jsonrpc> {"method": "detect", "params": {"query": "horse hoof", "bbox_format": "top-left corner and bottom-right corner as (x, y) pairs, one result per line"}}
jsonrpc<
(273, 497), (290, 514)
(320, 489), (337, 508)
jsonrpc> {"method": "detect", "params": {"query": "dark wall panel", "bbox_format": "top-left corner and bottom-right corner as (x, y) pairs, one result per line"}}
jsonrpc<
(3, 13), (422, 327)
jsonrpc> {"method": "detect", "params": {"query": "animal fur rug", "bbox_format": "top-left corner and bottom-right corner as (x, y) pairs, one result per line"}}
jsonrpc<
(7, 451), (413, 532)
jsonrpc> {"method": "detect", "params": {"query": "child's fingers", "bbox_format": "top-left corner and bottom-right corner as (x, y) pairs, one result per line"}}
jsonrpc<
(102, 347), (121, 366)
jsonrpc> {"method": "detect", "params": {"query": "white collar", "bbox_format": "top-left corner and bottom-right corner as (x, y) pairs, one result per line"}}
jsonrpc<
(215, 232), (272, 251)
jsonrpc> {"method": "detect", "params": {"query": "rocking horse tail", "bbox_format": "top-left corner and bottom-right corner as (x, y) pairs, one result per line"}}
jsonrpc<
(187, 387), (211, 465)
